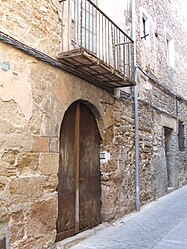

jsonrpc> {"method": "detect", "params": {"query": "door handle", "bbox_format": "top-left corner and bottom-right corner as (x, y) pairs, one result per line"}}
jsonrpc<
(79, 178), (84, 183)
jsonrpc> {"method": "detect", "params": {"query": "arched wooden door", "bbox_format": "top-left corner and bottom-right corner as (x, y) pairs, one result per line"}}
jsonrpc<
(56, 101), (101, 241)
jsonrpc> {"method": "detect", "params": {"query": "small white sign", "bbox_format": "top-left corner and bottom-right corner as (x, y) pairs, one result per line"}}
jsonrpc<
(1, 62), (10, 71)
(100, 151), (111, 164)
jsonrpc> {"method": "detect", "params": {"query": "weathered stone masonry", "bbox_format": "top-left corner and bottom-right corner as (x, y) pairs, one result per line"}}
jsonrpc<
(0, 41), (137, 248)
(0, 0), (187, 248)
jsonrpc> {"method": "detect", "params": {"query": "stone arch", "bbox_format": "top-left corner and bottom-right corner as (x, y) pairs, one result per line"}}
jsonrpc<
(58, 98), (105, 143)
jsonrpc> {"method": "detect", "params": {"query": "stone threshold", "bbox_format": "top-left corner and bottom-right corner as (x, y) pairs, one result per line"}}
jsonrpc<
(55, 211), (140, 249)
(55, 223), (108, 249)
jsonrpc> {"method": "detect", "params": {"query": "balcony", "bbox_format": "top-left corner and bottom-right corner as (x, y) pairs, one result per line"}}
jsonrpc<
(58, 0), (135, 90)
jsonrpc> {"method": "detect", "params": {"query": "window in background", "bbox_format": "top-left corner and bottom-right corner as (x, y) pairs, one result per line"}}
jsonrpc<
(166, 32), (175, 67)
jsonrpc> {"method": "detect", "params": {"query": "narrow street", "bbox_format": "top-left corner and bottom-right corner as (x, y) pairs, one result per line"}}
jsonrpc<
(71, 185), (187, 249)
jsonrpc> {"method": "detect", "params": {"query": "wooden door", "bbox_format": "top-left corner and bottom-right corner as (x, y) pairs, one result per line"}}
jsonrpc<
(56, 103), (76, 241)
(79, 102), (101, 231)
(56, 101), (101, 241)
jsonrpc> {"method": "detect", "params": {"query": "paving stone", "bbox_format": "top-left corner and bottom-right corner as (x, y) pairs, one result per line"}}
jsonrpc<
(71, 186), (187, 249)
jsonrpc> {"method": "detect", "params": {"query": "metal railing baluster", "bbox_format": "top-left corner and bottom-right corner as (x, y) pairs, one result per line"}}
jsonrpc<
(88, 1), (90, 50)
(68, 0), (71, 50)
(108, 20), (110, 66)
(105, 17), (106, 62)
(91, 5), (95, 52)
(84, 0), (86, 49)
(77, 0), (79, 47)
(62, 0), (134, 81)
(80, 0), (83, 47)
(61, 1), (65, 51)
(102, 14), (104, 61)
(98, 11), (101, 59)
(128, 42), (130, 78)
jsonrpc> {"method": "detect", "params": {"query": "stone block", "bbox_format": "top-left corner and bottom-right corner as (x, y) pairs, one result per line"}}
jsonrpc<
(40, 115), (59, 137)
(0, 156), (16, 177)
(0, 181), (5, 192)
(14, 231), (56, 249)
(0, 164), (16, 177)
(102, 126), (114, 145)
(9, 176), (44, 204)
(1, 150), (17, 165)
(38, 153), (59, 176)
(16, 152), (39, 175)
(44, 176), (58, 193)
(29, 107), (42, 135)
(101, 160), (118, 173)
(26, 197), (57, 238)
(161, 114), (177, 132)
(0, 207), (8, 223)
(9, 221), (24, 245)
(49, 138), (59, 152)
(103, 106), (114, 129)
(32, 136), (49, 152)
(0, 131), (32, 152)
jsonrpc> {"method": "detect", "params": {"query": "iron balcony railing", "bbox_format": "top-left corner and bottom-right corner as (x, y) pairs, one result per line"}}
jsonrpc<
(60, 0), (134, 85)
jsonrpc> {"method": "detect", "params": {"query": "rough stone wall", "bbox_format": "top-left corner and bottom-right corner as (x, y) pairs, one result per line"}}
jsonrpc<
(137, 0), (187, 198)
(101, 100), (136, 221)
(138, 101), (155, 203)
(0, 40), (171, 248)
(0, 0), (62, 58)
(0, 42), (60, 248)
(0, 41), (139, 248)
(138, 71), (187, 198)
(151, 111), (168, 197)
(136, 0), (187, 98)
(177, 100), (187, 186)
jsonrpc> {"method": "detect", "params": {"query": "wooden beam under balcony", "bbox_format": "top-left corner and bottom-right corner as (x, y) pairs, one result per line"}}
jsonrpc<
(57, 48), (135, 90)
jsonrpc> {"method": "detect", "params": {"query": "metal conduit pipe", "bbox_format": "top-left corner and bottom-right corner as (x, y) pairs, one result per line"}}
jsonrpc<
(132, 0), (140, 211)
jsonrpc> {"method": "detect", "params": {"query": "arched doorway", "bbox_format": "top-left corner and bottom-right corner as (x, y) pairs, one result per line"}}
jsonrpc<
(56, 101), (101, 241)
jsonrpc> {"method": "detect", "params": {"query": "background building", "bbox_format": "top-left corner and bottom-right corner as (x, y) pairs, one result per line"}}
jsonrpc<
(0, 0), (187, 248)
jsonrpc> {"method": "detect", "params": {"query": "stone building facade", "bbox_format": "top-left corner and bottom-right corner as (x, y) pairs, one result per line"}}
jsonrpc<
(0, 0), (187, 248)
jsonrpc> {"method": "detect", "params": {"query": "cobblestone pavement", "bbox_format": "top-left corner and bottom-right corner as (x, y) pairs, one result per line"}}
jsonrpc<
(70, 185), (187, 249)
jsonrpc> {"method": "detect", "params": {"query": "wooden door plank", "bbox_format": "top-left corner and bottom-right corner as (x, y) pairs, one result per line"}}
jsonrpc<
(56, 103), (76, 241)
(79, 103), (101, 231)
(75, 102), (80, 233)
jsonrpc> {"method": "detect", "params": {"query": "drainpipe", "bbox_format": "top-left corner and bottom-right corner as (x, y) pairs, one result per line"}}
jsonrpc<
(132, 0), (140, 211)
